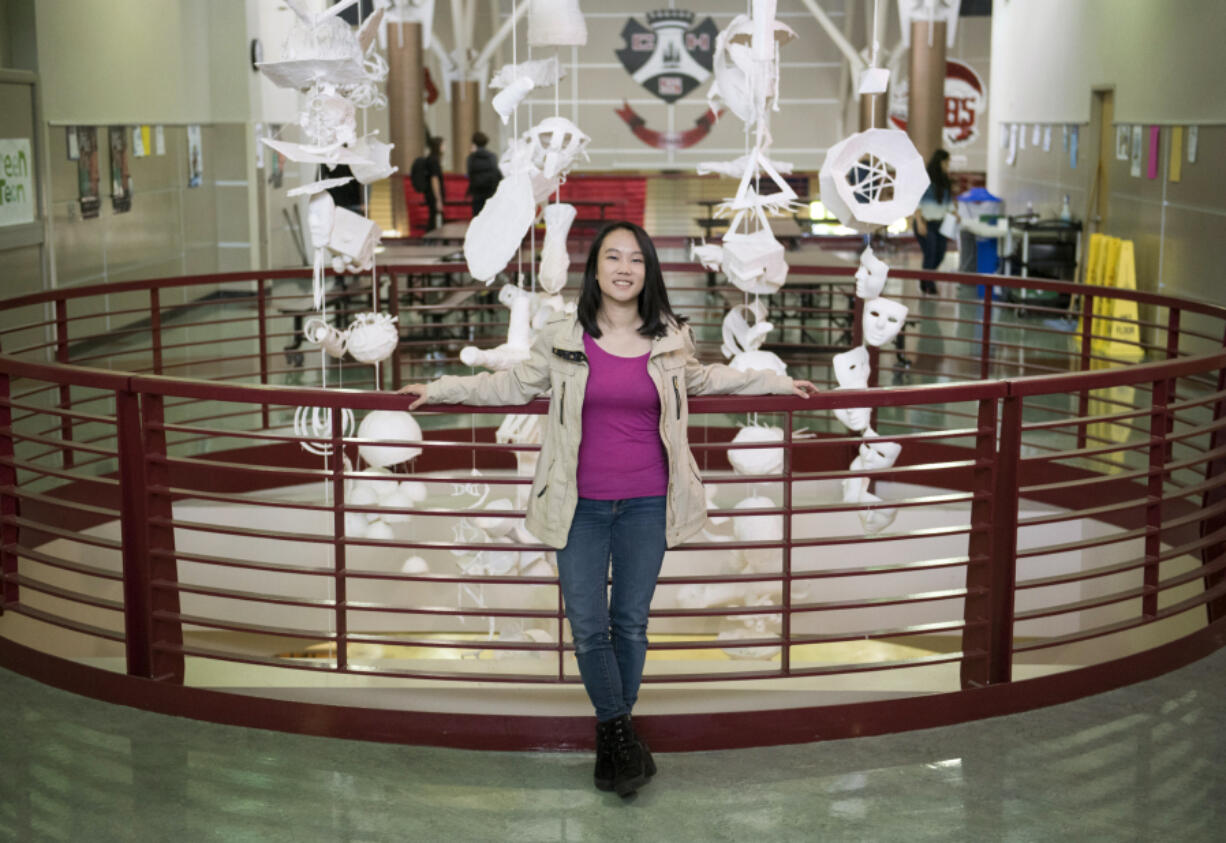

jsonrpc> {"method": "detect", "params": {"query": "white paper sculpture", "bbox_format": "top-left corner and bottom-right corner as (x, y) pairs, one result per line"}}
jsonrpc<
(491, 56), (565, 91)
(855, 246), (889, 300)
(402, 555), (430, 574)
(258, 0), (366, 89)
(698, 153), (792, 180)
(539, 203), (576, 294)
(357, 410), (422, 467)
(347, 134), (397, 184)
(722, 227), (787, 295)
(856, 490), (897, 534)
(862, 298), (909, 347)
(732, 495), (783, 567)
(492, 77), (534, 125)
(818, 128), (929, 233)
(303, 317), (347, 359)
(464, 145), (538, 283)
(727, 425), (785, 476)
(528, 0), (588, 47)
(833, 400), (872, 433)
(345, 312), (399, 364)
(730, 350), (787, 377)
(293, 405), (355, 455)
(832, 345), (871, 390)
(858, 435), (902, 471)
(304, 187), (337, 310)
(690, 242), (723, 272)
(329, 207), (381, 274)
(858, 67), (891, 96)
(526, 117), (590, 182)
(707, 8), (796, 126)
(460, 284), (533, 370)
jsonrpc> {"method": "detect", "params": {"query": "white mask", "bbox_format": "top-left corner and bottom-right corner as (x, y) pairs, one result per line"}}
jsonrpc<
(832, 345), (870, 389)
(862, 297), (908, 347)
(858, 437), (902, 470)
(857, 490), (898, 534)
(834, 403), (871, 432)
(854, 246), (889, 299)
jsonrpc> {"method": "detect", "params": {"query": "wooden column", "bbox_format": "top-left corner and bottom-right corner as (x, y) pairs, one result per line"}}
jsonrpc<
(450, 80), (480, 174)
(387, 21), (424, 235)
(907, 20), (946, 163)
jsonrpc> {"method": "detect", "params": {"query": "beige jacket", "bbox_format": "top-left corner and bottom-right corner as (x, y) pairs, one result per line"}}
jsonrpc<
(427, 314), (794, 549)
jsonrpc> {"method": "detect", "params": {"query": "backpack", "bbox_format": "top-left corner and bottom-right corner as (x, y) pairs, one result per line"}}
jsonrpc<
(409, 157), (430, 193)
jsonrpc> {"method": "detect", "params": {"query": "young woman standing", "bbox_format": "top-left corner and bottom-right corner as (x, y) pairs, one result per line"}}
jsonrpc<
(912, 148), (957, 293)
(401, 222), (817, 796)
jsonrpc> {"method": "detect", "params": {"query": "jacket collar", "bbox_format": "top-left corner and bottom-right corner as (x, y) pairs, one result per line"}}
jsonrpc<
(553, 314), (684, 357)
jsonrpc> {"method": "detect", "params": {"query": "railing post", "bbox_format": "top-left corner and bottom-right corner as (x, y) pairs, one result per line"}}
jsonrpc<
(979, 282), (993, 380)
(0, 370), (18, 611)
(963, 392), (1020, 687)
(1077, 292), (1094, 450)
(389, 272), (402, 391)
(142, 393), (184, 680)
(780, 407), (792, 677)
(149, 287), (163, 375)
(1201, 328), (1226, 623)
(331, 405), (348, 670)
(117, 390), (184, 681)
(1143, 378), (1171, 618)
(257, 280), (270, 429)
(55, 299), (74, 468)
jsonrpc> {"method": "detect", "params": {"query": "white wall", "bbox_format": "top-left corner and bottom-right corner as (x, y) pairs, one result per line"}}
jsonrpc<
(989, 0), (1226, 126)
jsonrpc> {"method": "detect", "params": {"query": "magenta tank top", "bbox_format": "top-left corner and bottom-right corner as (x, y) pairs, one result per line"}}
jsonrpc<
(575, 333), (668, 500)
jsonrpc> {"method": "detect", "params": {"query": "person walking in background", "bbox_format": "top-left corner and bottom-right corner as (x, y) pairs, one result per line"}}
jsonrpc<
(401, 222), (818, 797)
(912, 148), (956, 294)
(465, 131), (501, 216)
(409, 136), (445, 233)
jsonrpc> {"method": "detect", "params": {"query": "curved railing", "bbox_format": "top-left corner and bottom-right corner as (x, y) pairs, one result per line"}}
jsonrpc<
(0, 259), (1223, 750)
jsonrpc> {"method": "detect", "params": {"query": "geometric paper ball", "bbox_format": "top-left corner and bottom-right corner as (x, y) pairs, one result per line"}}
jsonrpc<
(357, 410), (422, 468)
(818, 128), (929, 234)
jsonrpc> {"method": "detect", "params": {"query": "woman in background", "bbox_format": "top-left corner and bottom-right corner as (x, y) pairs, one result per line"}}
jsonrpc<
(912, 148), (956, 294)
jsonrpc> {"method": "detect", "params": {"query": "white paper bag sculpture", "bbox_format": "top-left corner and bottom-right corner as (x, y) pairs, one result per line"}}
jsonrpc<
(464, 147), (538, 283)
(832, 345), (871, 389)
(722, 227), (787, 295)
(492, 77), (535, 125)
(345, 312), (399, 364)
(539, 203), (576, 294)
(855, 246), (890, 300)
(329, 207), (381, 274)
(460, 284), (533, 370)
(818, 129), (929, 233)
(862, 298), (909, 347)
(347, 134), (397, 184)
(357, 410), (422, 468)
(727, 425), (785, 476)
(528, 0), (588, 47)
(303, 317), (348, 359)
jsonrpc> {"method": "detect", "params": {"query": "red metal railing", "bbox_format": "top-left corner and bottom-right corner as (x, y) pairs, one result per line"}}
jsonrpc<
(0, 261), (1224, 749)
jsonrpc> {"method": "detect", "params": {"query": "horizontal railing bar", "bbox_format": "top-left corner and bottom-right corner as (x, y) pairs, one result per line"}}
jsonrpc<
(5, 603), (126, 642)
(3, 572), (124, 612)
(6, 543), (123, 582)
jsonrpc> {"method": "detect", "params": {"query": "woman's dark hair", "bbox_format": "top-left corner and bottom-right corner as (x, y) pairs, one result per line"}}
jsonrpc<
(926, 148), (952, 204)
(577, 221), (686, 340)
(426, 136), (444, 160)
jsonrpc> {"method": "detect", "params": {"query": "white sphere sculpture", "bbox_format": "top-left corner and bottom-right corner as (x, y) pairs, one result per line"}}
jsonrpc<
(345, 312), (399, 364)
(357, 411), (423, 468)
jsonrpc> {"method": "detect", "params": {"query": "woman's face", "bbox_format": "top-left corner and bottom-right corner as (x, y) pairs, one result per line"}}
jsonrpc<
(940, 156), (950, 173)
(595, 228), (646, 307)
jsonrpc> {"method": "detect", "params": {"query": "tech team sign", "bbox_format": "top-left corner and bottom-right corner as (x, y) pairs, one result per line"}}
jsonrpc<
(888, 59), (987, 148)
(615, 9), (721, 149)
(0, 139), (34, 226)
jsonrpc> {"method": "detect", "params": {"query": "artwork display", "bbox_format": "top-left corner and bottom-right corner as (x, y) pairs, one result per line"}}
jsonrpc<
(1115, 125), (1130, 161)
(186, 124), (203, 188)
(108, 127), (131, 213)
(74, 127), (100, 219)
(1129, 125), (1143, 177)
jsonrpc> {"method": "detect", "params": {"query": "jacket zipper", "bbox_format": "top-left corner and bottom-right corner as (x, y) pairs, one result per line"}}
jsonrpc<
(559, 381), (565, 425)
(672, 375), (681, 420)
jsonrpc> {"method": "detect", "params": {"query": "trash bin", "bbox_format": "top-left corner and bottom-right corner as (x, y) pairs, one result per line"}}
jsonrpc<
(956, 187), (1005, 275)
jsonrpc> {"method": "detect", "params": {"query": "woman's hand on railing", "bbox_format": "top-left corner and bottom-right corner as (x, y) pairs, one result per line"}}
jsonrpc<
(398, 383), (429, 410)
(792, 379), (820, 398)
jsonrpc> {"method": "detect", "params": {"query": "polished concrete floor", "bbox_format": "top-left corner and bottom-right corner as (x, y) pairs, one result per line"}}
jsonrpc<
(2, 645), (1224, 842)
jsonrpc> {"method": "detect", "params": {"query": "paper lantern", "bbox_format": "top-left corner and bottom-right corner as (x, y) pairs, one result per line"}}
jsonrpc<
(401, 556), (430, 574)
(346, 312), (399, 363)
(365, 519), (395, 540)
(357, 410), (422, 467)
(727, 425), (784, 476)
(818, 129), (929, 233)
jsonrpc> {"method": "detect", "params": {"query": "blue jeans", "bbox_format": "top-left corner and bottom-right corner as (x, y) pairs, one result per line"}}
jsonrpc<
(556, 496), (667, 722)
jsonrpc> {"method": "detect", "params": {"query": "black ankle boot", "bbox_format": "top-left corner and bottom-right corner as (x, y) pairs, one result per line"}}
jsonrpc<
(594, 720), (614, 792)
(600, 714), (649, 797)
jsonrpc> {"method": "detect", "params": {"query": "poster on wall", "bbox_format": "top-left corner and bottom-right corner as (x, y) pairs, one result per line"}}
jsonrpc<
(186, 124), (203, 188)
(66, 128), (79, 160)
(154, 125), (166, 156)
(1129, 125), (1143, 177)
(75, 127), (100, 219)
(1187, 126), (1198, 163)
(1114, 125), (1130, 160)
(0, 138), (35, 227)
(109, 127), (132, 213)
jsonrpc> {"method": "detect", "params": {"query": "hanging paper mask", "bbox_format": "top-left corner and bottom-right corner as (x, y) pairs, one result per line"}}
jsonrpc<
(862, 297), (909, 347)
(855, 246), (889, 299)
